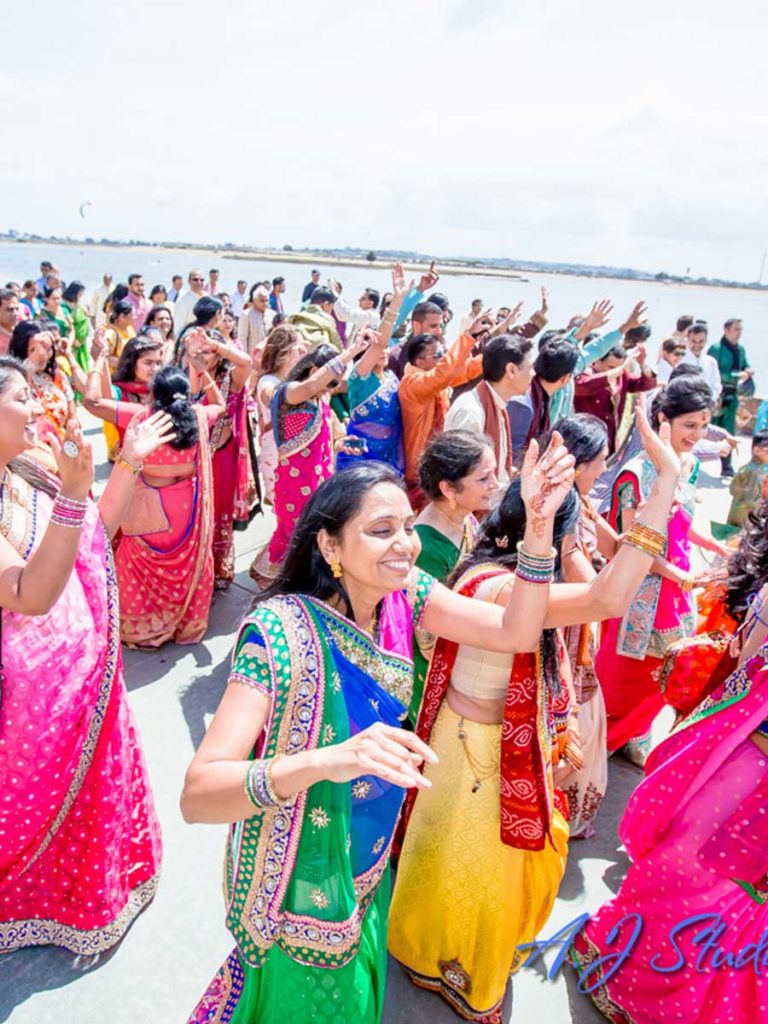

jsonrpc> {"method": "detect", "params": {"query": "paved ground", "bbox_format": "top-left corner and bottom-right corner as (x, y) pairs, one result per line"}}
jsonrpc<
(0, 420), (740, 1023)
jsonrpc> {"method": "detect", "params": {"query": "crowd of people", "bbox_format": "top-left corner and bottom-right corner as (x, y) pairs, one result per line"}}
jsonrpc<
(0, 255), (766, 1024)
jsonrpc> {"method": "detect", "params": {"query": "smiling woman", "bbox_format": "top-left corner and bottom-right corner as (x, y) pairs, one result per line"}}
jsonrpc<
(0, 355), (176, 958)
(181, 444), (577, 1024)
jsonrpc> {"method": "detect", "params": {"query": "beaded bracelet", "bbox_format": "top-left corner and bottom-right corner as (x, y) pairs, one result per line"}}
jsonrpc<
(51, 494), (87, 529)
(243, 758), (283, 809)
(515, 541), (556, 585)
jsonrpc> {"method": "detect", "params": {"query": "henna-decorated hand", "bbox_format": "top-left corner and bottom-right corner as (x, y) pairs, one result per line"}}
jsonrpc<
(520, 431), (576, 521)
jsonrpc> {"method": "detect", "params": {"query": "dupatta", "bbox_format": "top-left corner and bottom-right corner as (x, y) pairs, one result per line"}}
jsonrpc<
(621, 647), (768, 895)
(404, 564), (562, 853)
(608, 456), (698, 660)
(224, 593), (414, 970)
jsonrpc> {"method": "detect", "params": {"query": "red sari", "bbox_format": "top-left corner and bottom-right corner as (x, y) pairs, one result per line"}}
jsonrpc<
(114, 405), (215, 647)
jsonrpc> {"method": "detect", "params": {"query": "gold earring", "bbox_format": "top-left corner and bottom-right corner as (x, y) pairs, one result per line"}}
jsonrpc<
(330, 557), (343, 579)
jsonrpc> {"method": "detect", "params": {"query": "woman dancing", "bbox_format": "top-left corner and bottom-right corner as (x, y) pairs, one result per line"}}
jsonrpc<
(182, 438), (575, 1024)
(0, 354), (173, 955)
(388, 407), (683, 1023)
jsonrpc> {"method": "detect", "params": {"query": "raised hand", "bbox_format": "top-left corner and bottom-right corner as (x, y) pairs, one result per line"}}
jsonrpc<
(323, 721), (438, 790)
(45, 417), (93, 501)
(582, 299), (614, 334)
(536, 286), (549, 317)
(492, 302), (524, 336)
(121, 410), (176, 464)
(184, 326), (208, 357)
(635, 398), (680, 481)
(91, 325), (108, 360)
(417, 260), (439, 294)
(466, 307), (494, 338)
(391, 261), (413, 302)
(619, 301), (648, 335)
(519, 431), (576, 521)
(347, 329), (374, 360)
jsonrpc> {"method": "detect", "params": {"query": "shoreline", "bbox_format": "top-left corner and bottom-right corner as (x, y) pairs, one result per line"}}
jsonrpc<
(3, 238), (764, 293)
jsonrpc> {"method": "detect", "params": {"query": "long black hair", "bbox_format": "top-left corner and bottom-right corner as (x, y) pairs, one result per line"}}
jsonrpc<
(9, 320), (57, 377)
(451, 478), (580, 701)
(727, 496), (768, 620)
(150, 366), (198, 449)
(114, 334), (165, 385)
(257, 462), (405, 617)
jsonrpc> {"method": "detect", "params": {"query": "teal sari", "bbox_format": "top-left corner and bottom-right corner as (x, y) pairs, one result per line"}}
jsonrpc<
(189, 573), (434, 1024)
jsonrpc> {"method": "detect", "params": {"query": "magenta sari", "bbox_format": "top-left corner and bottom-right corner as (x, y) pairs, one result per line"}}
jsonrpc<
(570, 648), (768, 1024)
(0, 472), (161, 954)
(596, 456), (697, 751)
(266, 386), (334, 568)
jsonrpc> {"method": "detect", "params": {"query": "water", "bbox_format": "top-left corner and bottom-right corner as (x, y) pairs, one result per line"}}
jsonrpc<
(3, 240), (767, 389)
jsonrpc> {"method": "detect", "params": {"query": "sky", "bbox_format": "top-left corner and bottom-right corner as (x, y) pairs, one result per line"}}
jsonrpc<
(2, 0), (766, 281)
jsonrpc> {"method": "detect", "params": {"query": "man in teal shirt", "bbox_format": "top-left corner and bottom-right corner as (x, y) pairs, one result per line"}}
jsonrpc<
(709, 318), (753, 477)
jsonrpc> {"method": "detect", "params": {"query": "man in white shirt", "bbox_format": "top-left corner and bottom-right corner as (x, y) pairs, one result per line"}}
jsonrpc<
(174, 270), (208, 331)
(230, 280), (248, 317)
(238, 285), (275, 360)
(444, 334), (534, 488)
(89, 272), (112, 328)
(206, 269), (220, 296)
(681, 324), (722, 403)
(331, 284), (381, 346)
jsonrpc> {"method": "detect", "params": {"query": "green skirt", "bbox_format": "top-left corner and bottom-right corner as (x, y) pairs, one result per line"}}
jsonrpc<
(188, 868), (390, 1024)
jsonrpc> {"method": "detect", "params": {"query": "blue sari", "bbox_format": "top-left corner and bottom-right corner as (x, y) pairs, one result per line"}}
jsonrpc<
(336, 367), (404, 475)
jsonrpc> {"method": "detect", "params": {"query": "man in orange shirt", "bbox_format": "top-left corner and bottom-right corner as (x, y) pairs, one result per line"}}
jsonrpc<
(398, 327), (484, 508)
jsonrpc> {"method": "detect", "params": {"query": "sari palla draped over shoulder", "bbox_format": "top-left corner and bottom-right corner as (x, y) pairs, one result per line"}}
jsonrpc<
(114, 404), (215, 647)
(0, 475), (161, 954)
(267, 385), (334, 569)
(205, 370), (261, 583)
(189, 571), (436, 1024)
(389, 564), (569, 1022)
(597, 456), (698, 752)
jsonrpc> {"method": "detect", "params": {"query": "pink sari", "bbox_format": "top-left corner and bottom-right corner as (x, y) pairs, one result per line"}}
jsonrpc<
(570, 649), (768, 1024)
(0, 472), (161, 953)
(596, 457), (697, 751)
(114, 405), (215, 647)
(267, 386), (334, 567)
(206, 371), (260, 583)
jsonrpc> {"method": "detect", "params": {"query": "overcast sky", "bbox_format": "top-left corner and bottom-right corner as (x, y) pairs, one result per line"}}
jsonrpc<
(2, 0), (766, 281)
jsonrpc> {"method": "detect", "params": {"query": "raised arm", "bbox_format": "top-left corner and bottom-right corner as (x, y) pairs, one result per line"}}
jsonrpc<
(284, 333), (370, 405)
(96, 411), (177, 538)
(355, 264), (411, 379)
(542, 406), (682, 627)
(420, 433), (576, 652)
(0, 420), (92, 616)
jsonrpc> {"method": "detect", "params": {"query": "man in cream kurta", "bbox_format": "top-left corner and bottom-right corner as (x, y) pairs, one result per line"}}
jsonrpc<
(444, 334), (534, 489)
